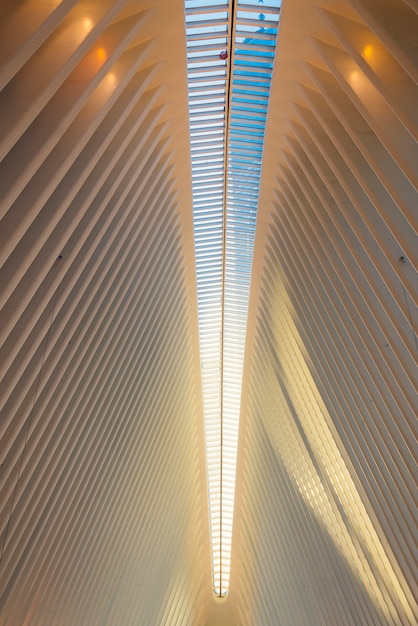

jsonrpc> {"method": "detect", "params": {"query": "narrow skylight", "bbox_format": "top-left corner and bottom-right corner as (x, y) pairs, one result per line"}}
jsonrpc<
(185, 0), (280, 597)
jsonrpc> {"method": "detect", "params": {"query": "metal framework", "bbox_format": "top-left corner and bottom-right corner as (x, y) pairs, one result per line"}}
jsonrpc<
(185, 0), (281, 597)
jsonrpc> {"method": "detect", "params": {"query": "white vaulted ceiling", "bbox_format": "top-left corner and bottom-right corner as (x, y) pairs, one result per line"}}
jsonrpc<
(0, 1), (417, 626)
(0, 1), (212, 624)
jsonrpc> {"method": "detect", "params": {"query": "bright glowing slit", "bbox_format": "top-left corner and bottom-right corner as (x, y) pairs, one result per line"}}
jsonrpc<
(185, 0), (280, 596)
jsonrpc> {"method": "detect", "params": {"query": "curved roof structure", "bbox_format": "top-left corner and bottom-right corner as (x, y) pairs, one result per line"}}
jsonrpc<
(0, 1), (417, 624)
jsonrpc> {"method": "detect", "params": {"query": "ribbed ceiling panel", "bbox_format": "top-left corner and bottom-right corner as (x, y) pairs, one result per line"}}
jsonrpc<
(231, 0), (417, 624)
(0, 2), (212, 624)
(1, 1), (417, 624)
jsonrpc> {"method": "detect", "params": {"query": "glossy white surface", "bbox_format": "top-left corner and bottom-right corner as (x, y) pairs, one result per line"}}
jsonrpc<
(0, 1), (417, 624)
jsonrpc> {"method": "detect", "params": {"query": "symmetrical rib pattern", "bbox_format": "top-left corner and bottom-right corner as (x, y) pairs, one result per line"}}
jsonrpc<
(231, 0), (418, 624)
(1, 0), (417, 625)
(0, 2), (212, 625)
(185, 0), (280, 596)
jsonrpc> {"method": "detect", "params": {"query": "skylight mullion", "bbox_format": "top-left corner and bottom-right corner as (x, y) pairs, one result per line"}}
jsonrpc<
(190, 108), (224, 117)
(237, 1), (280, 12)
(190, 131), (225, 142)
(229, 150), (263, 159)
(231, 94), (268, 104)
(232, 88), (269, 98)
(188, 52), (229, 64)
(188, 83), (228, 94)
(228, 164), (261, 174)
(187, 41), (229, 54)
(192, 169), (224, 178)
(187, 65), (227, 76)
(192, 154), (224, 163)
(185, 14), (229, 27)
(188, 78), (227, 88)
(189, 87), (226, 96)
(193, 204), (222, 211)
(229, 136), (263, 146)
(235, 24), (277, 37)
(233, 41), (277, 53)
(234, 58), (274, 70)
(189, 107), (225, 117)
(232, 103), (267, 113)
(193, 177), (224, 193)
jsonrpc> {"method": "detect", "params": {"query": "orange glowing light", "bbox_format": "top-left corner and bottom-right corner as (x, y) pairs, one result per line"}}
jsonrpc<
(106, 73), (117, 87)
(97, 47), (107, 61)
(349, 70), (360, 85)
(83, 18), (93, 32)
(363, 44), (373, 60)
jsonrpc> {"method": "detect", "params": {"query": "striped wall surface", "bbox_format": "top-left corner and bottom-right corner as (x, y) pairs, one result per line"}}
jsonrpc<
(0, 1), (213, 625)
(231, 0), (417, 624)
(1, 0), (417, 625)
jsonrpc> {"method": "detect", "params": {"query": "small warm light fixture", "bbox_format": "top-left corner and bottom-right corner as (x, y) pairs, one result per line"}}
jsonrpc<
(106, 72), (117, 87)
(96, 47), (107, 62)
(349, 69), (361, 87)
(82, 17), (93, 33)
(362, 44), (374, 60)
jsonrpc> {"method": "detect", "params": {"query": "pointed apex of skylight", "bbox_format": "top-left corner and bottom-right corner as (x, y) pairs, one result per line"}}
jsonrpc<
(185, 0), (281, 597)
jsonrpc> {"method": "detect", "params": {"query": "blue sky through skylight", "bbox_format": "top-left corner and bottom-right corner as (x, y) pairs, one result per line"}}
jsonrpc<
(185, 0), (281, 597)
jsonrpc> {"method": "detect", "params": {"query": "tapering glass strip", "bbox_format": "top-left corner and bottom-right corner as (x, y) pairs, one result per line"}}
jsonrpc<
(185, 0), (280, 597)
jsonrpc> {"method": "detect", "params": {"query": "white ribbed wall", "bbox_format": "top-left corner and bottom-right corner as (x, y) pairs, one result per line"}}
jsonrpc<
(1, 1), (417, 625)
(0, 2), (212, 625)
(231, 0), (417, 624)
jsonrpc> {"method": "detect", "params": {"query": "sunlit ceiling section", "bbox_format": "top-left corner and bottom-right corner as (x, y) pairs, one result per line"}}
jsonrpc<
(185, 0), (280, 597)
(231, 0), (418, 624)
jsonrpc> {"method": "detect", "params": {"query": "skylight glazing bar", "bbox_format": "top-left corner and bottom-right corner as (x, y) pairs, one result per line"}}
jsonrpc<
(185, 0), (280, 597)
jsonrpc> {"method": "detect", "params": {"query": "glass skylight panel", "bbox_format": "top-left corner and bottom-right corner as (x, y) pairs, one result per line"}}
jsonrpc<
(185, 0), (280, 598)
